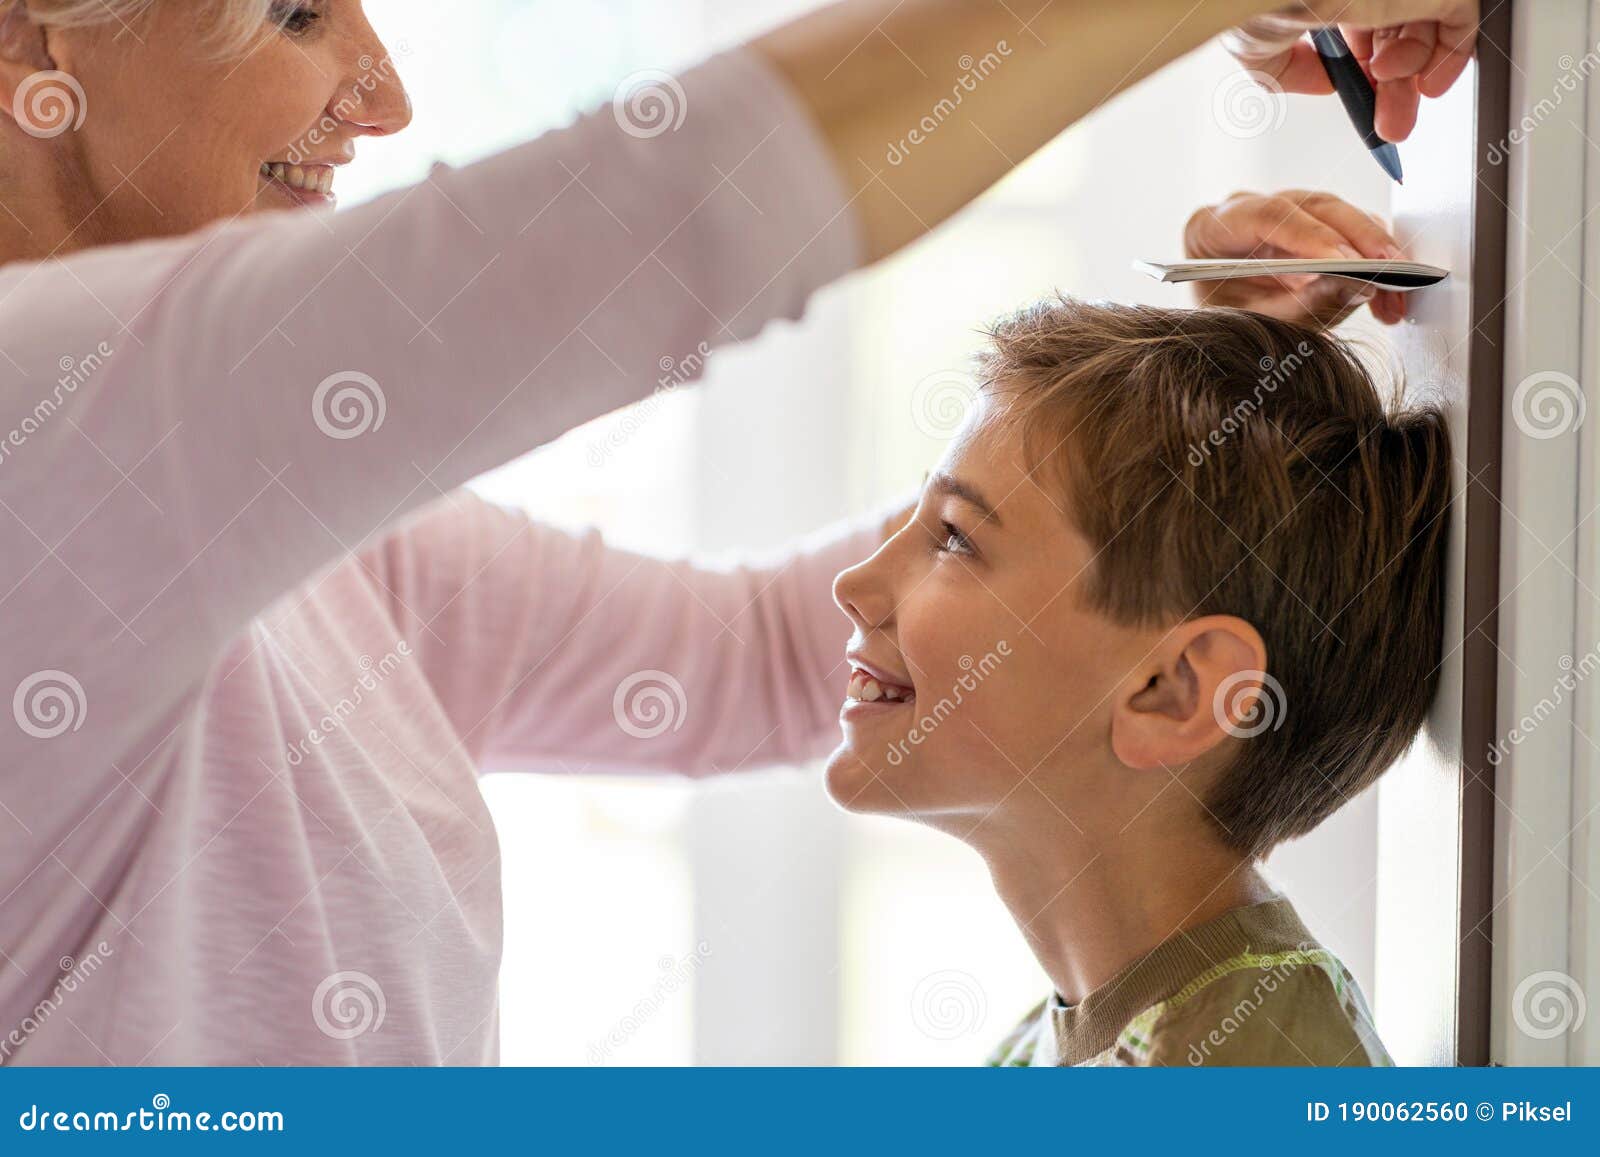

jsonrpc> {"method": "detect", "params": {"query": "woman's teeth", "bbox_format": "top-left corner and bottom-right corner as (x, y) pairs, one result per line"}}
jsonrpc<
(260, 161), (334, 196)
(847, 668), (913, 703)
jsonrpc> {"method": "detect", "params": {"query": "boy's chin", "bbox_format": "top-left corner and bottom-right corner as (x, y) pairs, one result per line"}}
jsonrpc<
(824, 742), (917, 816)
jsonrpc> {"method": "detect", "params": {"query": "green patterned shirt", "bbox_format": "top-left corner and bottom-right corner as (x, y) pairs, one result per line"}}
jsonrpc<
(988, 896), (1392, 1066)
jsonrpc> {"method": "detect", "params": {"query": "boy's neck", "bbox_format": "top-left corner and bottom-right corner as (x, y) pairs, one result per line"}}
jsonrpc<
(977, 822), (1274, 1006)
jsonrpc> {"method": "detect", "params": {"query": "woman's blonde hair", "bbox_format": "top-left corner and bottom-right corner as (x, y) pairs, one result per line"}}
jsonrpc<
(22, 0), (277, 54)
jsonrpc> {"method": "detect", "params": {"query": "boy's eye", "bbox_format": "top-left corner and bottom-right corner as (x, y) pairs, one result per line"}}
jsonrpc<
(937, 520), (976, 557)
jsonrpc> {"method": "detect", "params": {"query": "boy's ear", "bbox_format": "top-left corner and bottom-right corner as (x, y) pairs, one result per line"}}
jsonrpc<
(0, 2), (58, 119)
(1109, 615), (1271, 772)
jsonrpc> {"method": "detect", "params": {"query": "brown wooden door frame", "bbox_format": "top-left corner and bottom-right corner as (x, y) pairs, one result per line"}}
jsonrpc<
(1456, 0), (1511, 1068)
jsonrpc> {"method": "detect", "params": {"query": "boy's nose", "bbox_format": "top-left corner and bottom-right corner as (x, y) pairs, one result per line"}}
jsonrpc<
(833, 551), (895, 631)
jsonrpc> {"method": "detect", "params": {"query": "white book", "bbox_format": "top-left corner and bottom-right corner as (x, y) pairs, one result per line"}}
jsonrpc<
(1133, 258), (1448, 292)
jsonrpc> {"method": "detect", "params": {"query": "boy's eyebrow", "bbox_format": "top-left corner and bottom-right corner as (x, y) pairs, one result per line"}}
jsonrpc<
(927, 471), (1003, 528)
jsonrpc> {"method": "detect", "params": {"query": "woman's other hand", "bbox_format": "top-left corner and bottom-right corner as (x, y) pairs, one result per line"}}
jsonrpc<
(1183, 189), (1407, 329)
(1222, 3), (1479, 143)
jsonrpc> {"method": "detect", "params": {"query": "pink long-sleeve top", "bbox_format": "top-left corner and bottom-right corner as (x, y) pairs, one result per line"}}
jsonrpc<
(0, 48), (868, 1064)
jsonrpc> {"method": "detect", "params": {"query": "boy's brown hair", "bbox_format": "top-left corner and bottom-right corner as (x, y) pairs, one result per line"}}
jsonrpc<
(979, 296), (1451, 857)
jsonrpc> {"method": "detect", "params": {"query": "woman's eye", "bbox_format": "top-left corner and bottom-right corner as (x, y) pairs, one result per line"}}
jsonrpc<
(937, 520), (975, 557)
(271, 2), (323, 35)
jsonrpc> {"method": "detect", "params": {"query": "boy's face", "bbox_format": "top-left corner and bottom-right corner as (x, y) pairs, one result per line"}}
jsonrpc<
(826, 394), (1156, 832)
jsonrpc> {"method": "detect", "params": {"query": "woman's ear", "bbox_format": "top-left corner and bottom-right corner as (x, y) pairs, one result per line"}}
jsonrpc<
(1109, 615), (1271, 771)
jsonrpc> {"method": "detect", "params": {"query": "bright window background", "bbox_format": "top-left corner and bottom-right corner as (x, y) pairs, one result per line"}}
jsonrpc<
(351, 0), (1397, 1064)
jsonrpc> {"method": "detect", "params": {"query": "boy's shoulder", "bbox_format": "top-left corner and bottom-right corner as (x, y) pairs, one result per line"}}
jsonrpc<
(987, 897), (1393, 1067)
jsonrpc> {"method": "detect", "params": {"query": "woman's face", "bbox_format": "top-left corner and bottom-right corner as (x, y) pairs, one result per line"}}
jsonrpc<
(826, 394), (1152, 833)
(11, 0), (410, 244)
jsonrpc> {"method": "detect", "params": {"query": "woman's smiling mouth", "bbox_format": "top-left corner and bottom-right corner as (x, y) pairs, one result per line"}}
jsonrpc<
(258, 161), (338, 207)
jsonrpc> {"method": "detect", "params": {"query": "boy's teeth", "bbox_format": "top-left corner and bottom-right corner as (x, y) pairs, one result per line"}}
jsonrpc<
(847, 668), (912, 703)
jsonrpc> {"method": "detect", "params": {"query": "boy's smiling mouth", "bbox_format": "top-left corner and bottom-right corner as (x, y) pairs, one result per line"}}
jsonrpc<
(843, 658), (916, 717)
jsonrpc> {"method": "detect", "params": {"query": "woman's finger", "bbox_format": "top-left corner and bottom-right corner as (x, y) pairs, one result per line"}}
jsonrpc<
(1270, 41), (1337, 94)
(1220, 18), (1334, 93)
(1284, 191), (1403, 259)
(1303, 278), (1377, 328)
(1374, 74), (1422, 143)
(1344, 26), (1375, 63)
(1233, 198), (1367, 261)
(1419, 36), (1474, 97)
(1368, 22), (1437, 80)
(1371, 288), (1407, 325)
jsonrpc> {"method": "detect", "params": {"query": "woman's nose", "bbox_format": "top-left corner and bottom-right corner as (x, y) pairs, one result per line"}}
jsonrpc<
(339, 36), (414, 138)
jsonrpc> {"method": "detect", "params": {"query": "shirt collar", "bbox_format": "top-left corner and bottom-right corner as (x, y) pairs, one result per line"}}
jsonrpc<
(1045, 895), (1314, 1065)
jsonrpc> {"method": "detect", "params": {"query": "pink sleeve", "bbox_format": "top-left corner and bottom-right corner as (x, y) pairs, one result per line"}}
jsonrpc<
(365, 491), (886, 775)
(0, 48), (859, 760)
